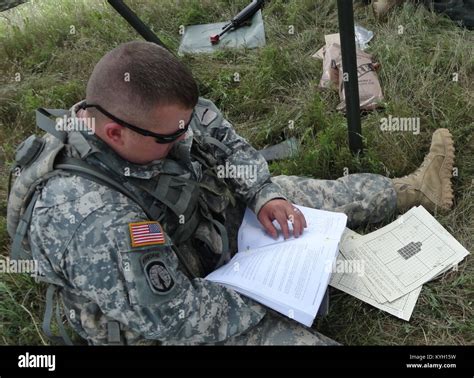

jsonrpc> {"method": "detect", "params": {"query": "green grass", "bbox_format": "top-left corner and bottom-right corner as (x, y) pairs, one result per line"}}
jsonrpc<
(0, 0), (472, 345)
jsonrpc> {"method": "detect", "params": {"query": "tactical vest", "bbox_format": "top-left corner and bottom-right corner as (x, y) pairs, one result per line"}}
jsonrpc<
(6, 100), (246, 344)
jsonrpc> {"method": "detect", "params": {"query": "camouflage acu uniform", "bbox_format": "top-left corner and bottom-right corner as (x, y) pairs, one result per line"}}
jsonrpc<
(271, 173), (397, 228)
(25, 97), (396, 345)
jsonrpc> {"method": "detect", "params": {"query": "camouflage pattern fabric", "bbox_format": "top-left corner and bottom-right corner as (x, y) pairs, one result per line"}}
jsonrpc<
(217, 310), (339, 345)
(26, 98), (397, 345)
(271, 173), (397, 229)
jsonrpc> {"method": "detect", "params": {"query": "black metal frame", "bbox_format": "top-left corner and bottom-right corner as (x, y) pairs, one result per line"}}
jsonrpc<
(337, 0), (364, 155)
(107, 0), (167, 49)
(80, 102), (194, 144)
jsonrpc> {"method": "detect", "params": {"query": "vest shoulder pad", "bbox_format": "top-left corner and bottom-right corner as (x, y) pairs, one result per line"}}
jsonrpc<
(194, 97), (223, 128)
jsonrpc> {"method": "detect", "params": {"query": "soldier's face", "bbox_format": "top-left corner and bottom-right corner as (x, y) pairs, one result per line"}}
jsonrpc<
(110, 104), (192, 164)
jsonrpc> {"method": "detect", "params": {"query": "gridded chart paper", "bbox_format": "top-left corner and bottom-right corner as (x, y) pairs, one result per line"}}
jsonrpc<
(330, 229), (422, 321)
(345, 206), (469, 302)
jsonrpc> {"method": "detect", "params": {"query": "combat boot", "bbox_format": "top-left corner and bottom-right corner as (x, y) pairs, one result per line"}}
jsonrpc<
(391, 128), (455, 213)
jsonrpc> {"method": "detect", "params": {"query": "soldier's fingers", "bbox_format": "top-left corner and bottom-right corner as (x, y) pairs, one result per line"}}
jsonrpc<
(274, 211), (290, 240)
(301, 211), (307, 228)
(259, 214), (279, 239)
(288, 205), (307, 237)
(286, 208), (302, 237)
(297, 211), (307, 232)
(294, 212), (305, 237)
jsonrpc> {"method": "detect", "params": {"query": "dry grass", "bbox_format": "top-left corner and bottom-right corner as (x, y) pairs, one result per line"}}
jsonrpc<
(0, 0), (472, 345)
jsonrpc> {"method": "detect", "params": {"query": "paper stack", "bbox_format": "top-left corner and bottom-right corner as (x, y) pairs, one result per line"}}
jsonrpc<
(330, 206), (469, 321)
(206, 205), (347, 327)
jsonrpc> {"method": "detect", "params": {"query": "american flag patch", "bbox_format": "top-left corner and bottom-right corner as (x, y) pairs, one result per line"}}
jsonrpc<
(129, 221), (166, 248)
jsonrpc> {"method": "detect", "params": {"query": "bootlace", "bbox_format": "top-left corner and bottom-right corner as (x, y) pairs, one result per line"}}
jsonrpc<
(400, 153), (432, 179)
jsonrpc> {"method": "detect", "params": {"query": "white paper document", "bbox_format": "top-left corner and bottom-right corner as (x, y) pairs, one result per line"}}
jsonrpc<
(330, 229), (422, 321)
(237, 206), (348, 251)
(341, 206), (470, 303)
(206, 205), (347, 327)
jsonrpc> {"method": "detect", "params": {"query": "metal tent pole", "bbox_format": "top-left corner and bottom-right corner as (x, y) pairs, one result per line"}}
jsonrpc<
(337, 0), (363, 155)
(107, 0), (167, 49)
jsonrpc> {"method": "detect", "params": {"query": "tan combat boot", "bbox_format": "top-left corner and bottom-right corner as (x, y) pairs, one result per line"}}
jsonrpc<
(392, 128), (455, 213)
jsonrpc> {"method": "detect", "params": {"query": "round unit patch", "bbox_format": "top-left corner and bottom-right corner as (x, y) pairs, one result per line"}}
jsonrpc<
(145, 261), (175, 294)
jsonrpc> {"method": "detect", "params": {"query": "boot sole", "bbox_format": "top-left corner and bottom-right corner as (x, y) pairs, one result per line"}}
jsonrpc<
(433, 128), (455, 211)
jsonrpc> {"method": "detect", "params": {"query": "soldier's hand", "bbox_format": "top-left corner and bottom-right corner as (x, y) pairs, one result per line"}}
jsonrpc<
(257, 199), (307, 240)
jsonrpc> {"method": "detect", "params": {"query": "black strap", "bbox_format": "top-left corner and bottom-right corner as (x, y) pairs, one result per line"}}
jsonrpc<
(42, 285), (73, 345)
(10, 190), (40, 261)
(36, 108), (68, 142)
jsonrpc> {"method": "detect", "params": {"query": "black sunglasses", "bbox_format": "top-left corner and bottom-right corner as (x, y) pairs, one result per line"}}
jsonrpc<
(79, 102), (194, 144)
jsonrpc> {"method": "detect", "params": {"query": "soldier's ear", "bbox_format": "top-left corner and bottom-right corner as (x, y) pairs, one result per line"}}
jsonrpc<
(103, 122), (127, 145)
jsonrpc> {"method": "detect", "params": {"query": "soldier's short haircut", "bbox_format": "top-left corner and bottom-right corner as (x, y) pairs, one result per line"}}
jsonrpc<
(86, 41), (198, 128)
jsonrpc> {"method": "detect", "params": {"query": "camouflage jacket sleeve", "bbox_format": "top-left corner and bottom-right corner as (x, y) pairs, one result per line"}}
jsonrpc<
(30, 177), (266, 345)
(202, 101), (287, 215)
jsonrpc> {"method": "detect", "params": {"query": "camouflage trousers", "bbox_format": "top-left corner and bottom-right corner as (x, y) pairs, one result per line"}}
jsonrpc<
(272, 173), (397, 228)
(220, 310), (339, 345)
(222, 173), (397, 345)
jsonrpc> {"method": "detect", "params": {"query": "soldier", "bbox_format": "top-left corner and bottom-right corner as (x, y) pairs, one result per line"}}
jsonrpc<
(7, 41), (455, 345)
